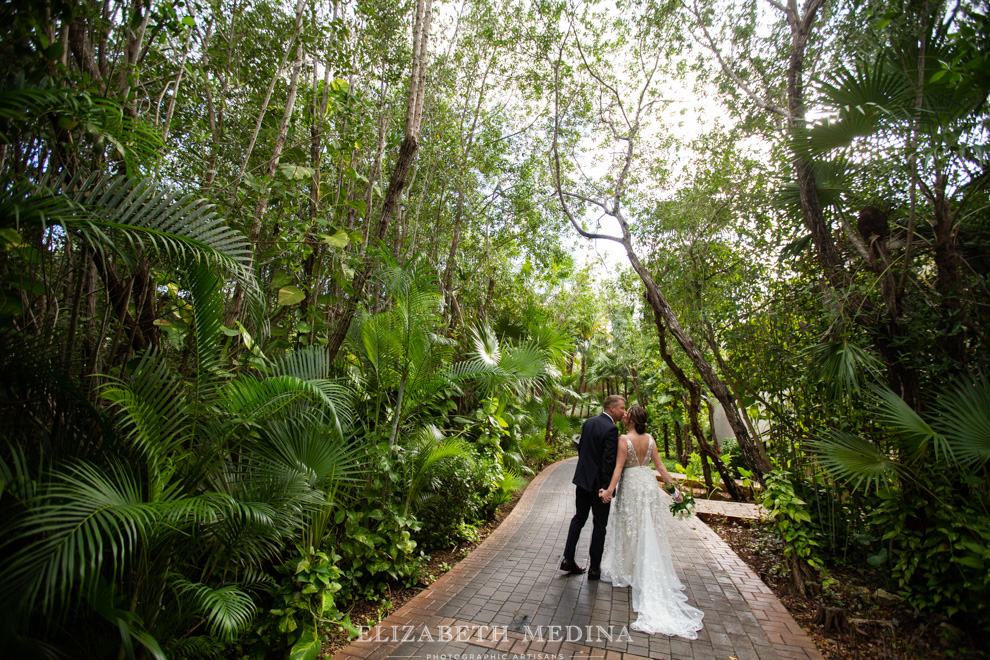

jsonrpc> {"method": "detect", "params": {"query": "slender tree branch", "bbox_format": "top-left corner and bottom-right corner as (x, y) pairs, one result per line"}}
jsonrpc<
(687, 0), (790, 119)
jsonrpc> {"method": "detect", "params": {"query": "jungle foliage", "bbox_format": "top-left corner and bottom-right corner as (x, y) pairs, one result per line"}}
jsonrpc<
(1, 0), (989, 656)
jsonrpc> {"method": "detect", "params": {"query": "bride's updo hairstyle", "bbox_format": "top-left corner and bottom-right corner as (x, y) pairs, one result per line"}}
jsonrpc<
(627, 405), (648, 434)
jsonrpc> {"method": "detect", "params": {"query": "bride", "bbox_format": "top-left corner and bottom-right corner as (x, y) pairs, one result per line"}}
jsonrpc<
(598, 405), (705, 638)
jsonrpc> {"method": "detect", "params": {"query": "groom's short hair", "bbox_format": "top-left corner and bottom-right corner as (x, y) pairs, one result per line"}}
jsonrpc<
(603, 395), (625, 411)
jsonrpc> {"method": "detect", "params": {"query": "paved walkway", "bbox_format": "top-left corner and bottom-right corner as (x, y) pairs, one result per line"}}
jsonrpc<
(332, 458), (822, 660)
(693, 499), (766, 520)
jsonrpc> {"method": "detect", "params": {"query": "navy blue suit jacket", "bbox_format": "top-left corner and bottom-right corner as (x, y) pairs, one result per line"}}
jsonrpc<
(572, 412), (618, 493)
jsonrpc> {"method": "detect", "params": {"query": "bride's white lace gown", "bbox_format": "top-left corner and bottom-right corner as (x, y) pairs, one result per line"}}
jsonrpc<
(601, 436), (705, 638)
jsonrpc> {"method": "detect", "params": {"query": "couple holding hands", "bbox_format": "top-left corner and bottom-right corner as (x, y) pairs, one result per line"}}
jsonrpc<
(559, 395), (704, 639)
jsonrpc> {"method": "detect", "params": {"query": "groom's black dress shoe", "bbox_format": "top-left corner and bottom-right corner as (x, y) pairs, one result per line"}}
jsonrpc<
(560, 558), (586, 574)
(587, 569), (601, 581)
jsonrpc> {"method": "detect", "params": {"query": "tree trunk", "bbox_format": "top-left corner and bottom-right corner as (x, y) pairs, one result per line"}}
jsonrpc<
(118, 0), (153, 118)
(325, 0), (434, 363)
(656, 314), (745, 501)
(630, 367), (644, 406)
(703, 322), (771, 466)
(544, 399), (558, 446)
(781, 0), (846, 291)
(226, 43), (306, 325)
(573, 352), (586, 416)
(160, 20), (193, 140)
(442, 185), (465, 312)
(701, 451), (714, 494)
(300, 63), (333, 329)
(929, 174), (965, 365)
(232, 0), (306, 192)
(551, 60), (772, 484)
(636, 266), (770, 484)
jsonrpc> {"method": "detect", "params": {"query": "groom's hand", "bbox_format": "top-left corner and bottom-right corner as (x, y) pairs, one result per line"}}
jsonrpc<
(598, 489), (611, 503)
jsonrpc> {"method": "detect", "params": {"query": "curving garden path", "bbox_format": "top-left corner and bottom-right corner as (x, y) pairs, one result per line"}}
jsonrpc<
(332, 458), (822, 660)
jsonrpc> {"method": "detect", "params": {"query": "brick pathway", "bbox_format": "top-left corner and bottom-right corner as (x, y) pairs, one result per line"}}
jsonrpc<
(332, 458), (822, 660)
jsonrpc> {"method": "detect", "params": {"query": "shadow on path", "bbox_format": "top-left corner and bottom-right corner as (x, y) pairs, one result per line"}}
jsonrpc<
(332, 458), (822, 660)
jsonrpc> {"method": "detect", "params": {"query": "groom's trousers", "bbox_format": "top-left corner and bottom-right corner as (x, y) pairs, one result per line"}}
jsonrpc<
(563, 486), (611, 570)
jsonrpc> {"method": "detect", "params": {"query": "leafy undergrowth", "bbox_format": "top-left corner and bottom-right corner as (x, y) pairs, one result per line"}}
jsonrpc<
(321, 493), (524, 658)
(703, 514), (986, 659)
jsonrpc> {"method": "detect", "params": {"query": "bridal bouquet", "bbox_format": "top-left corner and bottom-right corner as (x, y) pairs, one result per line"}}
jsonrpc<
(670, 491), (696, 520)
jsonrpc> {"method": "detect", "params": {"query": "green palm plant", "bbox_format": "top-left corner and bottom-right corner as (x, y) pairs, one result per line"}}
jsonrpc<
(397, 424), (476, 517)
(0, 260), (364, 657)
(811, 375), (990, 492)
(449, 322), (572, 479)
(346, 256), (454, 446)
(0, 172), (259, 296)
(456, 323), (560, 397)
(808, 375), (990, 623)
(0, 87), (165, 175)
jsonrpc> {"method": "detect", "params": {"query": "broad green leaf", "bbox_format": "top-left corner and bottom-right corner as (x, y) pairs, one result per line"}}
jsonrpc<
(235, 321), (255, 350)
(344, 200), (366, 217)
(280, 164), (315, 180)
(0, 228), (25, 248)
(278, 286), (305, 306)
(320, 230), (350, 248)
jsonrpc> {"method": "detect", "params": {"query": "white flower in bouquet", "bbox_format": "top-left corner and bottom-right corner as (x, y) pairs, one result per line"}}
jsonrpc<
(669, 490), (697, 520)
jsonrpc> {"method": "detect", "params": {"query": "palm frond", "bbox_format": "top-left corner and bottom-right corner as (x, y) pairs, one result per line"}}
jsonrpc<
(872, 385), (949, 463)
(500, 341), (554, 392)
(804, 340), (881, 399)
(159, 490), (277, 529)
(0, 461), (157, 614)
(260, 347), (356, 432)
(252, 416), (368, 492)
(525, 323), (574, 365)
(799, 58), (915, 158)
(401, 427), (475, 516)
(172, 578), (258, 643)
(101, 349), (188, 468)
(184, 261), (227, 387)
(89, 579), (167, 660)
(0, 441), (38, 503)
(470, 324), (502, 368)
(265, 346), (333, 380)
(220, 376), (327, 424)
(517, 433), (551, 463)
(3, 173), (257, 293)
(933, 375), (990, 469)
(163, 635), (227, 660)
(808, 430), (901, 492)
(0, 88), (164, 173)
(191, 470), (296, 571)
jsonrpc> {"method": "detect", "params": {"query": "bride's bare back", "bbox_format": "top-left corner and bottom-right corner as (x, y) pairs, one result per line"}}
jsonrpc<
(625, 430), (654, 467)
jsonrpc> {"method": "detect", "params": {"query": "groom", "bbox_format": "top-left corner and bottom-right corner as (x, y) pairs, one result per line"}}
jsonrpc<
(560, 395), (625, 580)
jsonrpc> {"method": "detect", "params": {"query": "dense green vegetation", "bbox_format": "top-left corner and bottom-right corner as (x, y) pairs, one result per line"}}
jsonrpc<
(1, 0), (988, 657)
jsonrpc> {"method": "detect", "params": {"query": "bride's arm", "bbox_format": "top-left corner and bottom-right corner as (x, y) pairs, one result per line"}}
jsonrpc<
(600, 438), (628, 501)
(650, 437), (683, 502)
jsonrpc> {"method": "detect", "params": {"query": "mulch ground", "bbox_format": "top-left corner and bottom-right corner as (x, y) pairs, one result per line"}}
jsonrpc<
(321, 492), (524, 658)
(702, 514), (986, 659)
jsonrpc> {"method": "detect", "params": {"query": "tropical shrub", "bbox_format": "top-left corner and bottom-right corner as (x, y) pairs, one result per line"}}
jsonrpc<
(333, 487), (422, 600)
(413, 452), (484, 550)
(810, 376), (990, 622)
(869, 492), (990, 626)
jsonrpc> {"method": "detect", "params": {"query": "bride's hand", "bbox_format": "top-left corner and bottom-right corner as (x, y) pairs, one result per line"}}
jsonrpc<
(673, 489), (683, 504)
